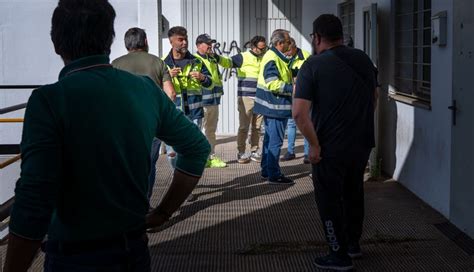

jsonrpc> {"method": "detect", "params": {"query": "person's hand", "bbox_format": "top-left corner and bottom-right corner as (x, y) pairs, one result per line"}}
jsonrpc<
(189, 71), (205, 81)
(308, 143), (322, 164)
(169, 67), (181, 77)
(146, 210), (170, 233)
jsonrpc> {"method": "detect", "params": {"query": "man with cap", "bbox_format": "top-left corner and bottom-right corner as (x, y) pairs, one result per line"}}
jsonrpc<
(194, 34), (227, 168)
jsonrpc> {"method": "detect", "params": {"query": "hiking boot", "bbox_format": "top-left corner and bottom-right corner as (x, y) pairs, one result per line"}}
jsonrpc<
(280, 152), (296, 161)
(250, 152), (261, 162)
(303, 155), (310, 164)
(237, 153), (251, 164)
(267, 175), (294, 185)
(206, 155), (227, 168)
(314, 253), (353, 271)
(347, 243), (362, 259)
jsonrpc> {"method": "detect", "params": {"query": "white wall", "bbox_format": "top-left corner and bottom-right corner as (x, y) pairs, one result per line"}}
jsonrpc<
(0, 1), (161, 203)
(301, 0), (454, 218)
(389, 0), (453, 218)
(161, 0), (182, 56)
(0, 0), (161, 145)
(301, 0), (339, 52)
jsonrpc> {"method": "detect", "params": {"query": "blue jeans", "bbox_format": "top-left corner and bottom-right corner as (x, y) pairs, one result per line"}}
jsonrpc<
(43, 236), (150, 271)
(148, 137), (161, 201)
(287, 118), (309, 156)
(261, 117), (288, 179)
(167, 118), (202, 169)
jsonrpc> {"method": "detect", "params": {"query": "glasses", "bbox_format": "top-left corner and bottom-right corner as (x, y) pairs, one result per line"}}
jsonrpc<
(257, 46), (268, 52)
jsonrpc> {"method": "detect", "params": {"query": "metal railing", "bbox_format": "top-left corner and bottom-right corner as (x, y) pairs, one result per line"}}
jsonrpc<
(0, 85), (40, 243)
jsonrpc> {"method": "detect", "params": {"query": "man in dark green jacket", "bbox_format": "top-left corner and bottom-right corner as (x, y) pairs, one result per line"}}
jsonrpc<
(4, 1), (210, 271)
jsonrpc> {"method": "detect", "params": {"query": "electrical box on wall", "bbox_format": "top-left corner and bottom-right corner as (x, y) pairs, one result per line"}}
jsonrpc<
(432, 11), (447, 46)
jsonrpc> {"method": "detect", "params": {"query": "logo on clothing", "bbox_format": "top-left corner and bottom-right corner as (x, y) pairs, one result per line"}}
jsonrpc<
(325, 220), (340, 252)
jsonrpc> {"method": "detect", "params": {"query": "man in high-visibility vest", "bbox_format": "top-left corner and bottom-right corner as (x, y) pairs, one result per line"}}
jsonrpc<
(218, 36), (267, 164)
(281, 37), (311, 163)
(253, 29), (294, 184)
(163, 26), (213, 168)
(194, 34), (227, 168)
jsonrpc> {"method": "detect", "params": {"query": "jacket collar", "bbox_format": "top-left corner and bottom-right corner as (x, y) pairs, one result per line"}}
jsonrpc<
(270, 47), (290, 63)
(59, 55), (110, 80)
(163, 50), (197, 67)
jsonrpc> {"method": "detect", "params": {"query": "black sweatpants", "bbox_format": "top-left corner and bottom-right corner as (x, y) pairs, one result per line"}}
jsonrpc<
(311, 149), (371, 256)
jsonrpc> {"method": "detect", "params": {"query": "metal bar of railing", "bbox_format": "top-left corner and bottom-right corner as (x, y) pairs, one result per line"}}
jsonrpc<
(0, 103), (27, 115)
(0, 197), (14, 226)
(0, 85), (41, 114)
(0, 85), (41, 89)
(0, 154), (21, 170)
(0, 118), (24, 123)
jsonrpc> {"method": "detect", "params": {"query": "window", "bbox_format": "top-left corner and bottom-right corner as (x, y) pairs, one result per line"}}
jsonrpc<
(394, 0), (431, 103)
(338, 0), (355, 44)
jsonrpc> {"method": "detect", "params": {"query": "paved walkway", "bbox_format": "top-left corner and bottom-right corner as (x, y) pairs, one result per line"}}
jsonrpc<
(2, 137), (474, 271)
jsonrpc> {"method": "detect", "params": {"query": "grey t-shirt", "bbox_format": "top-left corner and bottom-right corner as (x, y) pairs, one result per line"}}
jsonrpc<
(112, 51), (171, 88)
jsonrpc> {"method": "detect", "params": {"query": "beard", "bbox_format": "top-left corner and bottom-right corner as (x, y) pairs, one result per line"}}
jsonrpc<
(174, 46), (188, 54)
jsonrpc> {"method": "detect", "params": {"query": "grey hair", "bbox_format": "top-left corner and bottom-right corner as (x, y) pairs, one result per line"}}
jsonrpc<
(270, 29), (290, 47)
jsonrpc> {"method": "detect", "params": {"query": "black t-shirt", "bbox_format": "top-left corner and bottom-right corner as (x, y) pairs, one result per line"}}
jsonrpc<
(294, 45), (376, 158)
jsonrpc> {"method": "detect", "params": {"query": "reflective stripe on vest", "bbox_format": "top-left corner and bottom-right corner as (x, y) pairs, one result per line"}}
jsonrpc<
(253, 49), (293, 118)
(237, 52), (261, 97)
(194, 53), (223, 106)
(175, 94), (204, 120)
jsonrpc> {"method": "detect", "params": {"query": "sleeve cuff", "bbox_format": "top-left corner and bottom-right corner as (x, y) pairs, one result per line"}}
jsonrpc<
(284, 83), (293, 93)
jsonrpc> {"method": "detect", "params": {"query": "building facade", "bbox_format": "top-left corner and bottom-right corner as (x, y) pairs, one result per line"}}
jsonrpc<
(1, 0), (473, 239)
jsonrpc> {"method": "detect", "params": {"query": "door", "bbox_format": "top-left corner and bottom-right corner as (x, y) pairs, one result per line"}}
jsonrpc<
(451, 0), (474, 238)
(363, 4), (380, 175)
(363, 3), (378, 63)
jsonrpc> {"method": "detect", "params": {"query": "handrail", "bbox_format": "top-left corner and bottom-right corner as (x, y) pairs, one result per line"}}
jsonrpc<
(0, 85), (41, 89)
(0, 103), (27, 115)
(0, 154), (21, 170)
(0, 118), (24, 123)
(0, 85), (41, 115)
(0, 197), (15, 227)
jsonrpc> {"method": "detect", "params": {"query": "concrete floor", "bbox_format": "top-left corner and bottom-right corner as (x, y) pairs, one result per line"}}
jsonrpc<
(1, 137), (474, 271)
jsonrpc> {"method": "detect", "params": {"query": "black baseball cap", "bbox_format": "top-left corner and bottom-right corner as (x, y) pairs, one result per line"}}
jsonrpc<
(196, 34), (216, 45)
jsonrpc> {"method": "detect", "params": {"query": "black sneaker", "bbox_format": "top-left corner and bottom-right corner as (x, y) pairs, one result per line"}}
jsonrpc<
(260, 175), (268, 181)
(314, 253), (353, 271)
(347, 243), (362, 259)
(280, 152), (296, 161)
(267, 175), (294, 185)
(303, 155), (310, 164)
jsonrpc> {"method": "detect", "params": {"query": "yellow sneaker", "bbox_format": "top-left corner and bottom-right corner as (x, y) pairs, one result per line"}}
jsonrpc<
(208, 156), (227, 168)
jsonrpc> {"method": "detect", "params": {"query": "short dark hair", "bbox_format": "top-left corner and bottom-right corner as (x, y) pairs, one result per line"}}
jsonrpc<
(124, 27), (147, 51)
(249, 35), (266, 48)
(51, 0), (116, 61)
(168, 26), (187, 38)
(312, 14), (343, 42)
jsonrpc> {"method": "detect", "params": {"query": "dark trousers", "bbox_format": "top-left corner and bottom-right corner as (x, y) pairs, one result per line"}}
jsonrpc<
(43, 233), (150, 272)
(148, 137), (161, 201)
(311, 148), (371, 256)
(261, 117), (288, 179)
